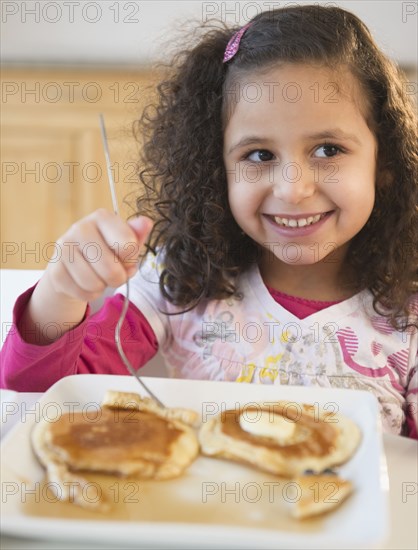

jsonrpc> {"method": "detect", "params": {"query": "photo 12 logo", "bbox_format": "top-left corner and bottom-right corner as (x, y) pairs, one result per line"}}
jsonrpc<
(201, 2), (343, 24)
(1, 480), (141, 505)
(1, 1), (141, 24)
(201, 480), (342, 505)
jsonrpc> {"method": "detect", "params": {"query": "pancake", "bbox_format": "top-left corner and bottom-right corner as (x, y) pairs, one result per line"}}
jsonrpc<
(31, 391), (200, 510)
(198, 401), (361, 478)
(289, 473), (353, 519)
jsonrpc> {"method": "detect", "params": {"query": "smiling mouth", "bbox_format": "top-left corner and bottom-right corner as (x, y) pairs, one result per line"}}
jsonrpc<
(268, 212), (332, 228)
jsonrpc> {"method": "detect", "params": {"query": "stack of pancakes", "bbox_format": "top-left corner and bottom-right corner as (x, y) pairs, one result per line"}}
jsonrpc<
(198, 401), (361, 477)
(32, 391), (200, 511)
(198, 401), (361, 518)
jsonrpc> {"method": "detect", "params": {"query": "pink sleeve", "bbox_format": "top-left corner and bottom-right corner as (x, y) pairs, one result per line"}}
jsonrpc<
(0, 285), (158, 392)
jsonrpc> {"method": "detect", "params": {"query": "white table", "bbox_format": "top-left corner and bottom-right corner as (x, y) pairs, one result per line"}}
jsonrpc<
(1, 392), (417, 549)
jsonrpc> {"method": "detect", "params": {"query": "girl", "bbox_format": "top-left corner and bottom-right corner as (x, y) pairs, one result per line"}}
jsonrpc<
(1, 5), (417, 438)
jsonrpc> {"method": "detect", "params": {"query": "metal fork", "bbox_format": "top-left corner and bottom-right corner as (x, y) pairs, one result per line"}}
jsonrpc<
(99, 114), (165, 408)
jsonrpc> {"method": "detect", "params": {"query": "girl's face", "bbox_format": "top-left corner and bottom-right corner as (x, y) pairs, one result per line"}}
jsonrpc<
(223, 64), (377, 270)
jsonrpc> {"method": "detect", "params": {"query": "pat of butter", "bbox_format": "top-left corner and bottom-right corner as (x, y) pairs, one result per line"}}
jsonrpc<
(239, 410), (295, 443)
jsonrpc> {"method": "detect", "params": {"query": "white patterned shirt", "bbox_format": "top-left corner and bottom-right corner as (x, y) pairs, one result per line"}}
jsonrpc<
(121, 253), (418, 436)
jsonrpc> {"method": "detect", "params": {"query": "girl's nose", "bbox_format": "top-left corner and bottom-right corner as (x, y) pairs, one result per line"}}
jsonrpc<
(271, 161), (316, 204)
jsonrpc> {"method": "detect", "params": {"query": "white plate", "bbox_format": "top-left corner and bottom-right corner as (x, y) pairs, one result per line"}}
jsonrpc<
(0, 375), (388, 549)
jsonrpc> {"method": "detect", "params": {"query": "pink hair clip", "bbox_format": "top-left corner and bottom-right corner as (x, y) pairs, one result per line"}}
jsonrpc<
(223, 22), (252, 63)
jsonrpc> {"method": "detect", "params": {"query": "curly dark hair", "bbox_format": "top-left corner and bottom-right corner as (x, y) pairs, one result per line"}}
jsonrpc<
(133, 4), (418, 329)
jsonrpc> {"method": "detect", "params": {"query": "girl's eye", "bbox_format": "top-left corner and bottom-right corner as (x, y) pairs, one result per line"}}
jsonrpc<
(314, 144), (343, 158)
(245, 149), (274, 162)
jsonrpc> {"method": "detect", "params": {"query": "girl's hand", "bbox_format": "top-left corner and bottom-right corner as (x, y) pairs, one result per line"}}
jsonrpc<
(44, 209), (153, 303)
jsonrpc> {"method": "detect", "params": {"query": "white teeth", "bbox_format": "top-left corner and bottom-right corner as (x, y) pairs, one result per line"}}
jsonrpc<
(273, 213), (326, 228)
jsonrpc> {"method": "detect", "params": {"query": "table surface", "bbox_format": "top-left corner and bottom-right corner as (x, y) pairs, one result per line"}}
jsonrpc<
(1, 392), (417, 550)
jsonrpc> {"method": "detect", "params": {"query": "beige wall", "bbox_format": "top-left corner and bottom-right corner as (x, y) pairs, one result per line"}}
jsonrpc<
(1, 66), (159, 269)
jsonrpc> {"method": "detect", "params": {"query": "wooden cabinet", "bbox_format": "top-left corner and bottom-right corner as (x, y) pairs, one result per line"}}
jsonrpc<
(1, 66), (158, 269)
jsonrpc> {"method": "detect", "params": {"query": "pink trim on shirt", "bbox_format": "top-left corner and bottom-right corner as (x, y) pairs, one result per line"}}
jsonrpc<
(266, 286), (341, 319)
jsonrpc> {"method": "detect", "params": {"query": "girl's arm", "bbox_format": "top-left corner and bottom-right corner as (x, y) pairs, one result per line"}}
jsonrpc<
(0, 286), (158, 392)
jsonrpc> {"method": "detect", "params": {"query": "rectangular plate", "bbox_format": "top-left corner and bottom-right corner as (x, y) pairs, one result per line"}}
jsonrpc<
(0, 375), (388, 549)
